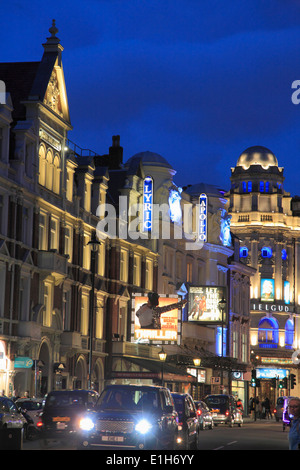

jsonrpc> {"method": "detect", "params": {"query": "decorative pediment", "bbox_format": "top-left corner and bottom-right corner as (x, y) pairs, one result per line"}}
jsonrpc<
(44, 69), (63, 116)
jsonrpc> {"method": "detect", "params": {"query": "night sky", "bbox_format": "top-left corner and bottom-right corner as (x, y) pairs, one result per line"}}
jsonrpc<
(2, 1), (300, 196)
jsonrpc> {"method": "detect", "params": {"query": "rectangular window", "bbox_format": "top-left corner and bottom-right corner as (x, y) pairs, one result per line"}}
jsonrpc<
(145, 259), (153, 290)
(120, 249), (128, 282)
(133, 254), (141, 286)
(187, 260), (193, 283)
(64, 224), (73, 262)
(50, 217), (59, 251)
(39, 212), (48, 250)
(81, 293), (89, 336)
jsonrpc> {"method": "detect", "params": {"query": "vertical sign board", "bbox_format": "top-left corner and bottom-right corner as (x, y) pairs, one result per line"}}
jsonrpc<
(143, 176), (153, 232)
(199, 193), (207, 242)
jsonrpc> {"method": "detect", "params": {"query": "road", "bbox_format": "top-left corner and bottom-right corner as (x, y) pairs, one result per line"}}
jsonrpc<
(22, 419), (290, 451)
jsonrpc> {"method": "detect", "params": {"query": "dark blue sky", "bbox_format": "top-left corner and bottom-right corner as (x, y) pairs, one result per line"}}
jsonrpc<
(2, 0), (300, 195)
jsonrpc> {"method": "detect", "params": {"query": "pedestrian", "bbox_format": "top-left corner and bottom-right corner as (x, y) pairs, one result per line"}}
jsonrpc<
(264, 397), (272, 419)
(236, 397), (244, 415)
(255, 397), (260, 420)
(288, 397), (300, 450)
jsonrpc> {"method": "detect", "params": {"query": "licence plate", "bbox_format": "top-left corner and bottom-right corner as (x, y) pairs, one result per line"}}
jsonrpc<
(102, 436), (124, 442)
(56, 422), (67, 430)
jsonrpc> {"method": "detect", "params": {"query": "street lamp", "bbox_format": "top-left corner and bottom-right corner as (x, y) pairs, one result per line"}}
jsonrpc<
(87, 232), (100, 389)
(158, 347), (167, 387)
(193, 358), (201, 400)
(218, 297), (226, 393)
(218, 297), (226, 357)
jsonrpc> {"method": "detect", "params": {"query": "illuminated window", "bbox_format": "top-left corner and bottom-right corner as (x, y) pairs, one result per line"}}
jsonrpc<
(281, 249), (287, 260)
(81, 293), (89, 336)
(260, 181), (264, 192)
(258, 317), (278, 347)
(133, 254), (141, 286)
(38, 211), (48, 250)
(265, 182), (269, 192)
(261, 246), (272, 258)
(240, 246), (248, 258)
(187, 260), (193, 283)
(247, 181), (252, 192)
(145, 259), (153, 290)
(242, 182), (247, 192)
(285, 319), (294, 349)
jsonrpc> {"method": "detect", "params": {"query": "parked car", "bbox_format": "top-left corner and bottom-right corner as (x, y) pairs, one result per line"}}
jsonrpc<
(171, 393), (200, 449)
(15, 398), (44, 438)
(39, 389), (99, 447)
(0, 396), (27, 449)
(204, 394), (243, 427)
(194, 400), (214, 430)
(77, 384), (179, 450)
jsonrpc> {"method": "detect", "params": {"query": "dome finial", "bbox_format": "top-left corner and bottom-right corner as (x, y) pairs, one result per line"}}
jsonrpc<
(49, 19), (58, 38)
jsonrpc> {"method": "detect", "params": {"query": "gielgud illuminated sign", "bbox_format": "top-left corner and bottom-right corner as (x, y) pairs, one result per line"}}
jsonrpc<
(132, 294), (183, 344)
(188, 286), (226, 323)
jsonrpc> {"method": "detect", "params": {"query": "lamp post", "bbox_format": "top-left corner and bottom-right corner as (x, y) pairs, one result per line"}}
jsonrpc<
(218, 297), (226, 392)
(87, 232), (100, 390)
(193, 357), (201, 400)
(158, 347), (167, 387)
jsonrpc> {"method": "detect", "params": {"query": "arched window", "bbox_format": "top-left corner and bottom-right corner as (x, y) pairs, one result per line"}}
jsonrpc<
(38, 144), (46, 186)
(45, 149), (54, 190)
(53, 154), (61, 194)
(285, 319), (294, 349)
(258, 317), (279, 348)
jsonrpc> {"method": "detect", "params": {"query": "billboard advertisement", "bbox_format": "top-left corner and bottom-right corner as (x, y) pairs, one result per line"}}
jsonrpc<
(261, 278), (275, 302)
(132, 294), (184, 344)
(188, 286), (226, 323)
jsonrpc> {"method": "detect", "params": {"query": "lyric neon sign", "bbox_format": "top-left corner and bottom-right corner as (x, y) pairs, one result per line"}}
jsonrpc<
(143, 176), (153, 231)
(199, 193), (207, 242)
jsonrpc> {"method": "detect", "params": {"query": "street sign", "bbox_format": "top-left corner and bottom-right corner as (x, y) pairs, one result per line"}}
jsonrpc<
(14, 357), (33, 369)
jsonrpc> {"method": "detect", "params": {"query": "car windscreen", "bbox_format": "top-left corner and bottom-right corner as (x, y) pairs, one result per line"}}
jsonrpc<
(18, 401), (43, 411)
(205, 396), (228, 410)
(96, 389), (161, 411)
(172, 397), (184, 416)
(45, 393), (85, 408)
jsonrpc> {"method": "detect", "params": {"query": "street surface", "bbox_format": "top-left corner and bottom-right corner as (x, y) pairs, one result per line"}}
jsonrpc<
(22, 419), (290, 451)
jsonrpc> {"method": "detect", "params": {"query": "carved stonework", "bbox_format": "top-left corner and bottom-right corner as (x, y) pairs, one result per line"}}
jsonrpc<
(44, 70), (63, 116)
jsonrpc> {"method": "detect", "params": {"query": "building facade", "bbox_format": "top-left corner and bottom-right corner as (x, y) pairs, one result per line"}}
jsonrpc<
(226, 145), (300, 403)
(0, 23), (255, 404)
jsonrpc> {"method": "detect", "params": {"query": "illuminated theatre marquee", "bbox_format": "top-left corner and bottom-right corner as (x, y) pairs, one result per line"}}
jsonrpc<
(143, 176), (153, 232)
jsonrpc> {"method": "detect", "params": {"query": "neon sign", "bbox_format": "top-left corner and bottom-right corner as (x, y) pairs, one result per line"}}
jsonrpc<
(143, 176), (153, 231)
(198, 193), (207, 242)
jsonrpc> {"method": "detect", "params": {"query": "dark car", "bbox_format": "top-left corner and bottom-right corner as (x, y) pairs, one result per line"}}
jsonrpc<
(204, 394), (243, 427)
(0, 396), (27, 450)
(39, 389), (99, 447)
(77, 384), (178, 450)
(194, 400), (214, 430)
(171, 392), (200, 449)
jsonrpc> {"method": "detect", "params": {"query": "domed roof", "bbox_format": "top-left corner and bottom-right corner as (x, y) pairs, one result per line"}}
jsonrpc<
(236, 146), (278, 170)
(125, 151), (173, 169)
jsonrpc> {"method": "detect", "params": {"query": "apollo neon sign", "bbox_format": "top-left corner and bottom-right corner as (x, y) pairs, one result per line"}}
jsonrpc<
(143, 176), (153, 231)
(198, 193), (207, 242)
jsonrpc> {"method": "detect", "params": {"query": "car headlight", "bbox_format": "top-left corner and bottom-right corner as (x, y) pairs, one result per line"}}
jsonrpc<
(135, 419), (152, 434)
(79, 417), (95, 432)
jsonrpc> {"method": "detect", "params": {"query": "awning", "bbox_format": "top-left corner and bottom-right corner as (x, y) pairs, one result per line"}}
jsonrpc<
(111, 356), (196, 383)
